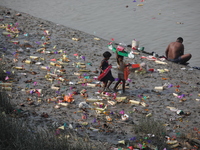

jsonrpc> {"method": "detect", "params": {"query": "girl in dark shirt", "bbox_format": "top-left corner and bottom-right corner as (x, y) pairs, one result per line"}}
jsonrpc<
(99, 51), (115, 92)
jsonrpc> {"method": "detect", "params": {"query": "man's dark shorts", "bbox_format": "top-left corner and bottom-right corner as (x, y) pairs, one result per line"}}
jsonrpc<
(168, 57), (182, 63)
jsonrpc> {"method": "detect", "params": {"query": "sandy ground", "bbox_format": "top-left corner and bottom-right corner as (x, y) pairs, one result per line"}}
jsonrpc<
(0, 0), (200, 67)
(0, 6), (200, 149)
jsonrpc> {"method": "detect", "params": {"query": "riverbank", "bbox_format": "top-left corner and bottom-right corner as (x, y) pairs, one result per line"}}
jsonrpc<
(0, 6), (200, 149)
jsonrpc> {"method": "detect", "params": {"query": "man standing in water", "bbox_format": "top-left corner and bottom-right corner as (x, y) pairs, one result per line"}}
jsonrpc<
(165, 37), (192, 64)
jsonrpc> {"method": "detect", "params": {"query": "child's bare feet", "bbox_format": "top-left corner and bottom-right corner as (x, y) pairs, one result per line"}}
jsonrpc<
(113, 88), (118, 92)
(104, 87), (113, 92)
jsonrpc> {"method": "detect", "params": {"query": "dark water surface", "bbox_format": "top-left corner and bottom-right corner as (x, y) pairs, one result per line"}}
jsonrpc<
(1, 0), (200, 66)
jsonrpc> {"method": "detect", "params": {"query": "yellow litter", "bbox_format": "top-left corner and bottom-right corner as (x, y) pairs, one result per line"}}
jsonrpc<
(90, 127), (99, 131)
(115, 96), (127, 102)
(41, 66), (48, 70)
(72, 38), (80, 41)
(1, 87), (12, 91)
(106, 116), (112, 121)
(155, 60), (168, 65)
(141, 102), (148, 107)
(94, 37), (100, 40)
(51, 85), (60, 90)
(107, 100), (116, 105)
(24, 60), (32, 64)
(30, 56), (39, 60)
(79, 69), (91, 72)
(14, 66), (24, 70)
(87, 83), (97, 87)
(129, 100), (140, 105)
(86, 98), (101, 102)
(58, 103), (69, 107)
(0, 83), (12, 86)
(58, 126), (65, 130)
(2, 31), (15, 37)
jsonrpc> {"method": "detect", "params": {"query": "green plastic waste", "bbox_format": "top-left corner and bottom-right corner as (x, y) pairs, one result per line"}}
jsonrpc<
(108, 45), (134, 58)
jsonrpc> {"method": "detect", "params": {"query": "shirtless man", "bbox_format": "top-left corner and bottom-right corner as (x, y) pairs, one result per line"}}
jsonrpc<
(165, 37), (192, 64)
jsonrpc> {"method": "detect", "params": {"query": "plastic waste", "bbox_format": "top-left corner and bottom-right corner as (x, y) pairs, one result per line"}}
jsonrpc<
(137, 47), (145, 51)
(90, 127), (99, 131)
(86, 98), (102, 102)
(176, 110), (184, 115)
(69, 81), (74, 85)
(128, 52), (135, 58)
(146, 113), (152, 117)
(129, 100), (140, 105)
(131, 64), (140, 68)
(30, 56), (39, 60)
(2, 31), (15, 37)
(148, 68), (155, 72)
(154, 86), (164, 90)
(14, 66), (24, 70)
(141, 102), (148, 107)
(0, 83), (12, 86)
(79, 102), (90, 109)
(118, 140), (125, 144)
(107, 100), (116, 105)
(2, 87), (12, 91)
(106, 116), (112, 121)
(24, 60), (32, 64)
(137, 4), (144, 6)
(35, 62), (42, 65)
(41, 66), (48, 70)
(117, 45), (125, 51)
(121, 114), (129, 121)
(132, 39), (139, 50)
(108, 44), (134, 58)
(166, 139), (178, 144)
(155, 60), (167, 65)
(94, 37), (100, 41)
(64, 95), (74, 103)
(54, 105), (60, 109)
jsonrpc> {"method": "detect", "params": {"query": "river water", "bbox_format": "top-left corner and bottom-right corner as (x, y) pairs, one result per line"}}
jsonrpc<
(1, 0), (200, 67)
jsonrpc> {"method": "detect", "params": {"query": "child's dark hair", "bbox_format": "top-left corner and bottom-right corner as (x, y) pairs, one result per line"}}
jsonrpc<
(118, 54), (124, 59)
(103, 51), (112, 58)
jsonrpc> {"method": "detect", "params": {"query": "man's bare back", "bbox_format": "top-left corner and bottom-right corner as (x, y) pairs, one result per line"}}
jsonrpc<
(165, 37), (192, 64)
(166, 41), (184, 60)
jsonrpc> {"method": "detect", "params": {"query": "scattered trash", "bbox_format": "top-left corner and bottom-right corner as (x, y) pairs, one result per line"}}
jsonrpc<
(155, 60), (168, 65)
(176, 22), (184, 24)
(154, 86), (164, 90)
(72, 37), (80, 41)
(94, 37), (100, 40)
(121, 114), (129, 121)
(1, 9), (199, 150)
(137, 4), (144, 6)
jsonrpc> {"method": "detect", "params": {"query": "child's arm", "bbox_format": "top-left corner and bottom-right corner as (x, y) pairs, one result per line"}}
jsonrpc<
(99, 61), (104, 72)
(115, 50), (120, 65)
